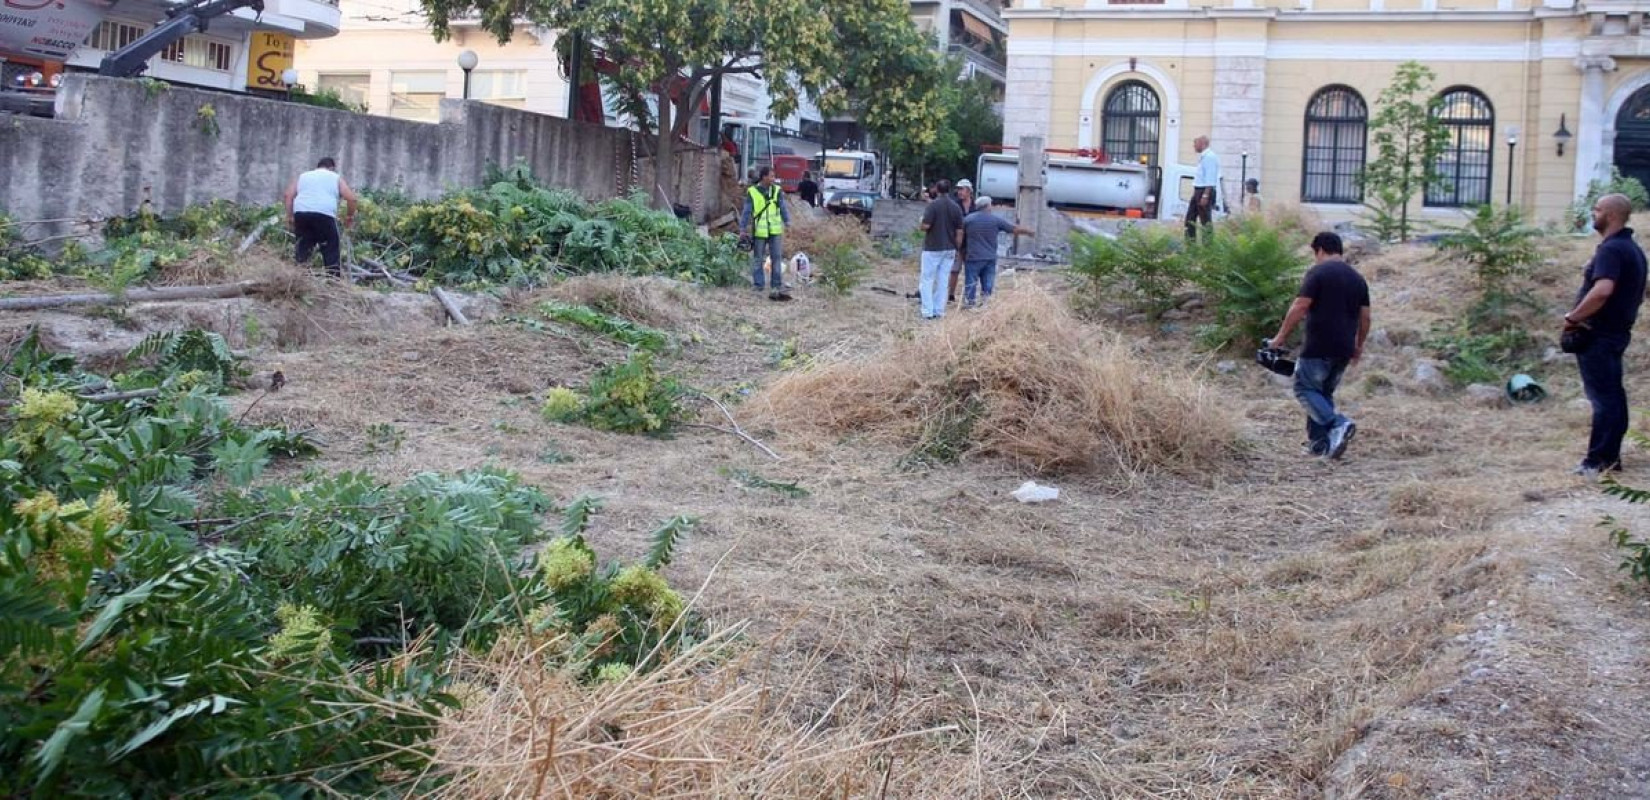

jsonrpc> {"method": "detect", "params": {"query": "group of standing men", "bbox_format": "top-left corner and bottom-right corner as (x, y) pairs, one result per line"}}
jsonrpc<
(917, 178), (1032, 319)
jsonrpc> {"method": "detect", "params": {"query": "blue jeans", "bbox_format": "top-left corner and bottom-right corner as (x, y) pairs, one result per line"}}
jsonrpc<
(964, 258), (997, 304)
(919, 250), (954, 317)
(1576, 330), (1632, 468)
(1293, 356), (1350, 454)
(751, 235), (783, 288)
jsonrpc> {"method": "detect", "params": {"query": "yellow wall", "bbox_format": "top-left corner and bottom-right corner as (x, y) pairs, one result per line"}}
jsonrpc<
(1008, 9), (1638, 222)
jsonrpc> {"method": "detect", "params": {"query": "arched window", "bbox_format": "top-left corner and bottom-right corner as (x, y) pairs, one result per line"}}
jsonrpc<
(1426, 87), (1494, 207)
(1101, 80), (1161, 165)
(1302, 86), (1368, 204)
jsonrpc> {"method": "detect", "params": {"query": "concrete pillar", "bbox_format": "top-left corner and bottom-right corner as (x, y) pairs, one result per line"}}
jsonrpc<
(1574, 55), (1617, 200)
(1014, 135), (1045, 255)
(1211, 55), (1265, 211)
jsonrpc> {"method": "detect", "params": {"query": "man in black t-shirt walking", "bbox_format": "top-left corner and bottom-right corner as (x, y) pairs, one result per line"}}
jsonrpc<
(1564, 193), (1648, 477)
(1268, 232), (1371, 459)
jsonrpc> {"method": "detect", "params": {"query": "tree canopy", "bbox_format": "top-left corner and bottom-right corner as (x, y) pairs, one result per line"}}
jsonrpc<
(879, 62), (1002, 192)
(420, 0), (949, 205)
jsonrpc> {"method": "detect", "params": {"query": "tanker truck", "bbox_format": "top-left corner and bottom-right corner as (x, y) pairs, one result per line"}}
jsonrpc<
(975, 149), (1201, 222)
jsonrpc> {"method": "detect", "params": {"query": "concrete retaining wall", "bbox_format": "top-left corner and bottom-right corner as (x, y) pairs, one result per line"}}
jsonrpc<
(0, 75), (721, 230)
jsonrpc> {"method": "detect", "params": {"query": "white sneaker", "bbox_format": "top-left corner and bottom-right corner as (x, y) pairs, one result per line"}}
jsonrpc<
(1326, 421), (1357, 460)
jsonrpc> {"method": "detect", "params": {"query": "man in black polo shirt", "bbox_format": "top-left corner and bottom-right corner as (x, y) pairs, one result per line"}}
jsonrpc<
(1268, 232), (1371, 460)
(1564, 193), (1648, 477)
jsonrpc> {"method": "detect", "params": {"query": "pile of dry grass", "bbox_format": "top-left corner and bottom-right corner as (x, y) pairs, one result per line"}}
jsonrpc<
(416, 626), (978, 798)
(783, 210), (873, 261)
(547, 274), (695, 330)
(754, 287), (1239, 476)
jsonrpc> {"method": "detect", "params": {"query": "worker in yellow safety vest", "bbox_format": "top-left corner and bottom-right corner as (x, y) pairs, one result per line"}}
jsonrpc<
(740, 166), (792, 299)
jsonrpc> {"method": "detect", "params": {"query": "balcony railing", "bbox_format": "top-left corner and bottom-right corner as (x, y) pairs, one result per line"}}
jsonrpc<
(948, 43), (1004, 83)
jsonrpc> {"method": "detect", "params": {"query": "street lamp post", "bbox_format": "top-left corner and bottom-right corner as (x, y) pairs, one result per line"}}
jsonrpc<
(1505, 126), (1520, 206)
(457, 50), (478, 100)
(281, 68), (299, 101)
(1240, 151), (1249, 208)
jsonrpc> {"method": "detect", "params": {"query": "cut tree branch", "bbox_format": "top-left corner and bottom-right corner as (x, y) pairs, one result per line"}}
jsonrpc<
(0, 281), (263, 312)
(686, 392), (781, 460)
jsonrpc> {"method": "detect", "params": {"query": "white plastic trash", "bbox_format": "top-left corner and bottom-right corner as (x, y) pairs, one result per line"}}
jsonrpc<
(1012, 481), (1060, 503)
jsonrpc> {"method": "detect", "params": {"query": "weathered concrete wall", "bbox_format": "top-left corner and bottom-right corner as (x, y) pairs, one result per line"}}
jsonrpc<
(0, 75), (721, 229)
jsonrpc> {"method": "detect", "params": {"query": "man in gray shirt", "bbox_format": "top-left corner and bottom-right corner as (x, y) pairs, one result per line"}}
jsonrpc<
(959, 197), (1031, 309)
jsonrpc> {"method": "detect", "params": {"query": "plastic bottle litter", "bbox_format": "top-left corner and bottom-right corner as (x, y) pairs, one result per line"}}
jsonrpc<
(1012, 481), (1060, 503)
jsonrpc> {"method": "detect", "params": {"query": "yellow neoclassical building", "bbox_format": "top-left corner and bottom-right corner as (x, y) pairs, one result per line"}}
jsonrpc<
(1002, 0), (1650, 223)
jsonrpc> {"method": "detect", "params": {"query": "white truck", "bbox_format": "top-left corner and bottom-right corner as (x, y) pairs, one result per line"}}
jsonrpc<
(975, 151), (1200, 221)
(820, 149), (884, 199)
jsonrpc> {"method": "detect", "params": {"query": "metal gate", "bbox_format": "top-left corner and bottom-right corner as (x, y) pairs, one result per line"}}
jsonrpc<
(1614, 83), (1650, 191)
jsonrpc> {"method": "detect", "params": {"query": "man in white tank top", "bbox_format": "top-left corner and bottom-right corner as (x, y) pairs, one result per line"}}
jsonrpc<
(283, 157), (359, 276)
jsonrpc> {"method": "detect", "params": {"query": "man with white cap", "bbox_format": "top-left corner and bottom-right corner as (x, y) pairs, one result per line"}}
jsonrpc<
(960, 196), (1033, 309)
(950, 179), (977, 305)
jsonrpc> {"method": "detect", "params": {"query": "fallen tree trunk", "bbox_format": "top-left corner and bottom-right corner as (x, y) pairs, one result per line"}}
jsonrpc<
(431, 286), (470, 326)
(237, 217), (279, 255)
(0, 281), (261, 312)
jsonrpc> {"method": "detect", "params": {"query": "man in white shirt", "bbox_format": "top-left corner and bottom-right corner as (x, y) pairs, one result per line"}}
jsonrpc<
(283, 157), (359, 277)
(1185, 135), (1219, 242)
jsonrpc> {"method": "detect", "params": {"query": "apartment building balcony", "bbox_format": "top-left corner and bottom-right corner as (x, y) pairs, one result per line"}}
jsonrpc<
(949, 42), (1005, 84)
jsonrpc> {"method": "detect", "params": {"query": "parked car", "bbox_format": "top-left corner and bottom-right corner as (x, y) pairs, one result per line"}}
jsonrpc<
(825, 190), (875, 227)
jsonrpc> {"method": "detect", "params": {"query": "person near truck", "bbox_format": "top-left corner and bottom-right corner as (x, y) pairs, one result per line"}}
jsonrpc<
(959, 197), (1032, 310)
(1268, 232), (1370, 460)
(741, 166), (792, 298)
(1564, 193), (1648, 477)
(283, 157), (359, 277)
(1185, 135), (1219, 242)
(798, 172), (820, 208)
(918, 178), (964, 320)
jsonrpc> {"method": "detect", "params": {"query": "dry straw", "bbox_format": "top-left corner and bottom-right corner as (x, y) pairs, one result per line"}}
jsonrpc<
(416, 625), (977, 799)
(753, 287), (1238, 476)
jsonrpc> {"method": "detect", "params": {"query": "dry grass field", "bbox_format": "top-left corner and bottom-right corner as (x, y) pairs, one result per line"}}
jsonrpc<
(7, 218), (1650, 798)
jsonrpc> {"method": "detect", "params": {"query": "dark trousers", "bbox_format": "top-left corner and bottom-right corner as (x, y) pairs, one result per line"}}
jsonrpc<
(1577, 331), (1632, 469)
(1184, 187), (1215, 241)
(293, 212), (342, 274)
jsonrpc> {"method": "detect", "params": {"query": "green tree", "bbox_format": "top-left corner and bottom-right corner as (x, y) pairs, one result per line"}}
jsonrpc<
(420, 0), (947, 207)
(1361, 61), (1450, 242)
(879, 61), (1003, 190)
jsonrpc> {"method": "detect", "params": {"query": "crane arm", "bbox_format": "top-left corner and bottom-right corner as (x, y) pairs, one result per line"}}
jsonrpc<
(97, 0), (264, 78)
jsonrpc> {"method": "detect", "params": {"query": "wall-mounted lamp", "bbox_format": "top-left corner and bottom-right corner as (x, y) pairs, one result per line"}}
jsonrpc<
(1554, 113), (1573, 157)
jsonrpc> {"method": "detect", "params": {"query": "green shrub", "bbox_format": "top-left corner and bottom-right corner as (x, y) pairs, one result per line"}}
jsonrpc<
(1425, 325), (1539, 385)
(288, 85), (366, 113)
(217, 468), (552, 644)
(1603, 478), (1650, 589)
(0, 213), (58, 280)
(534, 301), (672, 351)
(1573, 168), (1650, 229)
(1192, 216), (1309, 350)
(1438, 204), (1541, 307)
(1069, 223), (1192, 318)
(545, 352), (686, 435)
(815, 242), (873, 296)
(391, 186), (741, 287)
(0, 329), (705, 794)
(522, 498), (703, 679)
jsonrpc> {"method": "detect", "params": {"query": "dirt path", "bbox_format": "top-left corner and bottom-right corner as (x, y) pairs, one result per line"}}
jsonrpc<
(1324, 491), (1650, 799)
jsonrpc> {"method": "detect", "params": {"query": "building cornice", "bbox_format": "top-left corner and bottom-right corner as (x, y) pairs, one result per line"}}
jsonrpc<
(1004, 6), (1565, 22)
(1005, 35), (1583, 60)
